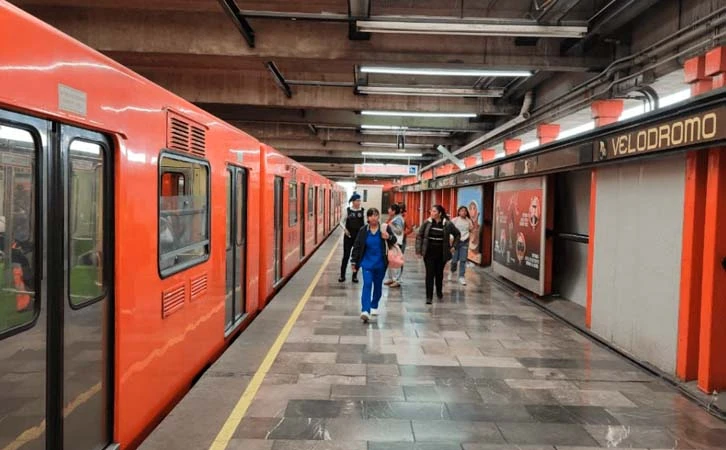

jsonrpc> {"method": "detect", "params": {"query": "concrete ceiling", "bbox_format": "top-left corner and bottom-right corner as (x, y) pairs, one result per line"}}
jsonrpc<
(8, 0), (710, 179)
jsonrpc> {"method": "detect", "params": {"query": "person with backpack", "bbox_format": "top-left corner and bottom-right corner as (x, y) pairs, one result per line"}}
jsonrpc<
(415, 204), (460, 304)
(350, 208), (397, 323)
(339, 192), (364, 283)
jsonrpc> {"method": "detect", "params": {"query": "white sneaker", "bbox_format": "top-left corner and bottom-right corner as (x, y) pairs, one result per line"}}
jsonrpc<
(459, 277), (467, 285)
(447, 272), (453, 281)
(371, 308), (379, 316)
(360, 312), (370, 323)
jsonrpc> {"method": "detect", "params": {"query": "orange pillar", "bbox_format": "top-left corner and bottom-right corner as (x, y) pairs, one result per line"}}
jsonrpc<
(698, 148), (726, 393)
(504, 139), (522, 156)
(481, 148), (496, 162)
(590, 100), (624, 127)
(537, 124), (560, 145)
(684, 55), (711, 96)
(677, 151), (708, 380)
(705, 46), (726, 89)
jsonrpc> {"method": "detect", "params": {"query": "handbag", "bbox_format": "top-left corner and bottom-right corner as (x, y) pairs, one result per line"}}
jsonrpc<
(386, 240), (405, 269)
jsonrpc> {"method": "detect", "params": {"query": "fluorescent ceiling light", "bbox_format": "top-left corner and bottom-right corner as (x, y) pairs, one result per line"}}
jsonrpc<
(360, 142), (430, 149)
(360, 66), (532, 78)
(362, 110), (477, 118)
(362, 151), (423, 157)
(358, 85), (505, 97)
(361, 130), (451, 137)
(557, 121), (595, 140)
(357, 20), (587, 39)
(520, 141), (539, 152)
(360, 124), (407, 130)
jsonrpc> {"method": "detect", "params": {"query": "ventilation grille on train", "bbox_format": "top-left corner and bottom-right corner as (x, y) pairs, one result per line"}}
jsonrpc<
(162, 284), (186, 318)
(190, 274), (208, 301)
(167, 111), (206, 157)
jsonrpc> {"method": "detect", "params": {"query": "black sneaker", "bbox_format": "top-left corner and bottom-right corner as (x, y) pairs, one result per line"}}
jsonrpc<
(437, 293), (443, 300)
(426, 298), (433, 305)
(338, 276), (345, 282)
(352, 274), (359, 283)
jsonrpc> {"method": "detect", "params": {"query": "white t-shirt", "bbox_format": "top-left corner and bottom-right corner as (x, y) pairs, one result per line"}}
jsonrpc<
(452, 216), (472, 241)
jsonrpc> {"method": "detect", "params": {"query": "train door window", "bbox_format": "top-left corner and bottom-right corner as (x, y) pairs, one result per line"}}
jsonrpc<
(289, 182), (297, 226)
(158, 153), (210, 277)
(68, 140), (107, 307)
(0, 124), (38, 336)
(319, 188), (323, 214)
(299, 183), (305, 258)
(363, 189), (368, 202)
(273, 177), (283, 282)
(307, 187), (314, 217)
(225, 167), (247, 333)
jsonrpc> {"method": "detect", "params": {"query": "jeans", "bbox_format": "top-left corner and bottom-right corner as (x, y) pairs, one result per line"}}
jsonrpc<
(450, 240), (469, 277)
(340, 235), (356, 278)
(361, 266), (386, 313)
(424, 252), (445, 300)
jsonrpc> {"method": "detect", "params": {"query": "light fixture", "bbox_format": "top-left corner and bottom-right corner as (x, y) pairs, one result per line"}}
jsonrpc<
(356, 20), (587, 39)
(361, 130), (451, 137)
(357, 85), (506, 97)
(360, 142), (430, 149)
(362, 151), (423, 157)
(360, 124), (407, 130)
(361, 110), (477, 118)
(360, 66), (532, 78)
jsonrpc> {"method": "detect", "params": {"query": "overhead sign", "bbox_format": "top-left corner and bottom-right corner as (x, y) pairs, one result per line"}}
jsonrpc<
(354, 164), (418, 176)
(595, 105), (726, 161)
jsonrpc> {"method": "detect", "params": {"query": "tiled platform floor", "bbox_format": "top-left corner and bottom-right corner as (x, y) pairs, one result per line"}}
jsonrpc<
(227, 238), (726, 450)
(142, 230), (726, 450)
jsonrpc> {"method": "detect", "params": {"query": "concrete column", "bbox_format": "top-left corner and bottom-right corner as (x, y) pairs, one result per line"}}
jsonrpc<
(503, 139), (522, 156)
(537, 124), (561, 145)
(590, 100), (623, 127)
(684, 55), (711, 96)
(705, 46), (726, 89)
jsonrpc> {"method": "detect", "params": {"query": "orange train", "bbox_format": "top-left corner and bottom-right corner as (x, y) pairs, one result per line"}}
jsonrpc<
(0, 3), (345, 450)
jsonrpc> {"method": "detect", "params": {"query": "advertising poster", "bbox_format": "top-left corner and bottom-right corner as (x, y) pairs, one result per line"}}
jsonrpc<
(492, 177), (547, 294)
(456, 185), (483, 264)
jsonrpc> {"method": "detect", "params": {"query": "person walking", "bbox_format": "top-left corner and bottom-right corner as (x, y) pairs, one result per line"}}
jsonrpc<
(416, 205), (460, 304)
(384, 203), (405, 288)
(449, 206), (474, 285)
(351, 208), (397, 323)
(339, 193), (364, 283)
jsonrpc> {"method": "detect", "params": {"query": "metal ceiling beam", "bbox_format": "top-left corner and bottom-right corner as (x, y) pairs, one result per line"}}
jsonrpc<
(536, 0), (584, 25)
(217, 0), (255, 48)
(563, 0), (662, 55)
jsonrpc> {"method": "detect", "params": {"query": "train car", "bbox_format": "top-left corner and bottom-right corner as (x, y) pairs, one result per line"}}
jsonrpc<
(0, 3), (341, 450)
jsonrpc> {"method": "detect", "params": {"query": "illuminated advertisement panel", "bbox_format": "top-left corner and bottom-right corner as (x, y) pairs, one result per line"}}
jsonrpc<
(456, 185), (483, 264)
(492, 177), (549, 295)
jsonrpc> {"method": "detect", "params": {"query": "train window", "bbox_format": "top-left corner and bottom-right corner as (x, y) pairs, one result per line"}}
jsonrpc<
(289, 182), (297, 226)
(68, 140), (106, 307)
(363, 190), (368, 202)
(158, 153), (210, 277)
(319, 189), (324, 214)
(0, 124), (37, 336)
(308, 187), (314, 217)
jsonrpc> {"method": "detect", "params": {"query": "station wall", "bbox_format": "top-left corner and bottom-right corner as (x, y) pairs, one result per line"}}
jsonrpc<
(591, 154), (686, 374)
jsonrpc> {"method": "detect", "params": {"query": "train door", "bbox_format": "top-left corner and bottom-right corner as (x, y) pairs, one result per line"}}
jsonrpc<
(0, 109), (114, 450)
(273, 176), (283, 283)
(225, 167), (247, 334)
(299, 183), (305, 258)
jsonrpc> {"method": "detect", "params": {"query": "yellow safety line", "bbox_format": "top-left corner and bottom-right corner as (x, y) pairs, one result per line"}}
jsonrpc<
(208, 241), (339, 450)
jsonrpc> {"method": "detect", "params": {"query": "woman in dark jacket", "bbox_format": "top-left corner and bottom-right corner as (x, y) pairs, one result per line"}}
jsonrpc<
(351, 208), (397, 323)
(416, 204), (461, 304)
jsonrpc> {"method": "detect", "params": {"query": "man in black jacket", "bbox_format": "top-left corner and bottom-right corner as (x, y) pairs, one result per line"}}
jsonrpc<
(339, 193), (364, 282)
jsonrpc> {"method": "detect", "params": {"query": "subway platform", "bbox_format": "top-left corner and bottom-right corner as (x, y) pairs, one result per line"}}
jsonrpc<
(140, 229), (726, 450)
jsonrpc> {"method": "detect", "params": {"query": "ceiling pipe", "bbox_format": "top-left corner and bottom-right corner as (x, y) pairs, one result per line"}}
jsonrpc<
(422, 91), (533, 171)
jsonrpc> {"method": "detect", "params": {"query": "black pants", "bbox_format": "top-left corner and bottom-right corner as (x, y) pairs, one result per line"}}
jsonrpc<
(340, 235), (356, 278)
(424, 252), (445, 300)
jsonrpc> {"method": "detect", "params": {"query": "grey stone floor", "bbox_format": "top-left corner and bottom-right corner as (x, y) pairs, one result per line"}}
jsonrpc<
(226, 241), (726, 450)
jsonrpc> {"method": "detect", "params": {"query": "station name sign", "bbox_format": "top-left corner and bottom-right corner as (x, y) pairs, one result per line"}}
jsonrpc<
(595, 105), (726, 161)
